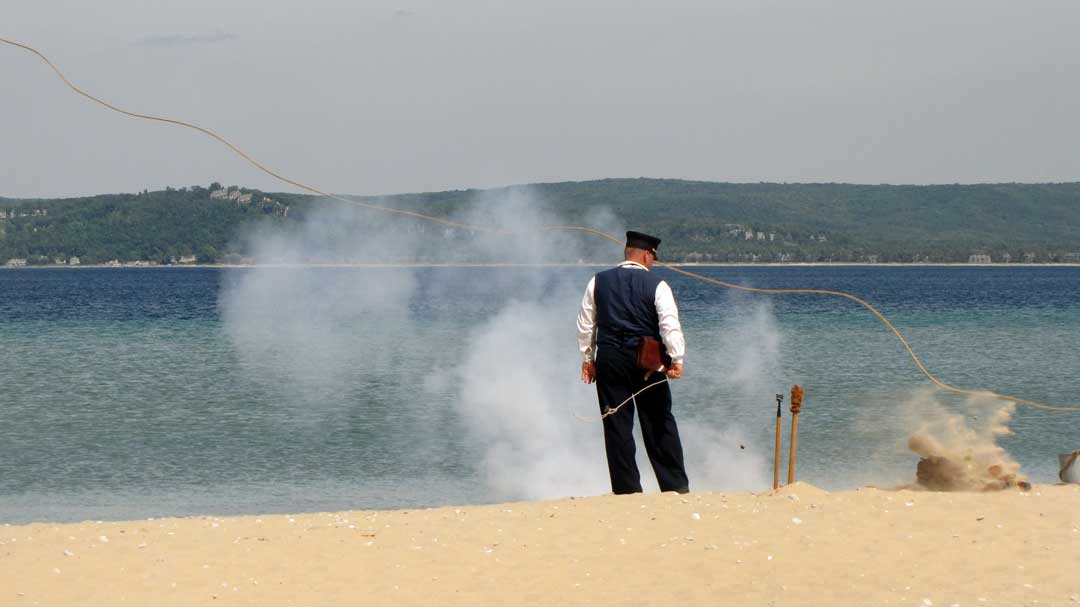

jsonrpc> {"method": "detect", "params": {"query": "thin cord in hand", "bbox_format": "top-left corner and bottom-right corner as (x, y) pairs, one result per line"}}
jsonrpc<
(570, 378), (671, 422)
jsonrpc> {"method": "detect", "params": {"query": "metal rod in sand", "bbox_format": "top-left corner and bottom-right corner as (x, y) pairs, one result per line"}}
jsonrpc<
(773, 392), (784, 490)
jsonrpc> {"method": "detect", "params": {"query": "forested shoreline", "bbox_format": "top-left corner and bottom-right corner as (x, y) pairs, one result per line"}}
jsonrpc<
(3, 179), (1079, 265)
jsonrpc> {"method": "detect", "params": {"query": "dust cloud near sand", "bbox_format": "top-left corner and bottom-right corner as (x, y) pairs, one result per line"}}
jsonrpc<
(905, 398), (1027, 491)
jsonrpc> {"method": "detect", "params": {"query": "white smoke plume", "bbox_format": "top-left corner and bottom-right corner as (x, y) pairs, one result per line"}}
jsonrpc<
(220, 188), (775, 504)
(449, 293), (611, 500)
(673, 296), (782, 492)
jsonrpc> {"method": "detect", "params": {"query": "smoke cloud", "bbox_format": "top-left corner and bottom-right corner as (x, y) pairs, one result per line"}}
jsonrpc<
(676, 299), (779, 491)
(219, 188), (773, 505)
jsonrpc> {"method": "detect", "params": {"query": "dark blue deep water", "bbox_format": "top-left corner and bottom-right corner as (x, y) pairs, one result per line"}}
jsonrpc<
(1, 266), (1078, 523)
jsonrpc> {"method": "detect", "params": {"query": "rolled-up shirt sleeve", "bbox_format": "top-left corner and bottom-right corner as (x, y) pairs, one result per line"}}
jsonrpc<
(655, 280), (685, 364)
(576, 277), (598, 361)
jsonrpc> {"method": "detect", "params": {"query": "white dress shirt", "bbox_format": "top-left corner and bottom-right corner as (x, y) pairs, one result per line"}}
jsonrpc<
(576, 260), (686, 364)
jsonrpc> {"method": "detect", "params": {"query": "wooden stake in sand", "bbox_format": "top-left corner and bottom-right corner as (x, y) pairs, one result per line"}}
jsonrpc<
(787, 385), (804, 485)
(773, 393), (784, 490)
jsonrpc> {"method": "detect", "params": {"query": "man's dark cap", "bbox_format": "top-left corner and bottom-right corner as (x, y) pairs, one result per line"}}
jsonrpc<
(626, 230), (662, 259)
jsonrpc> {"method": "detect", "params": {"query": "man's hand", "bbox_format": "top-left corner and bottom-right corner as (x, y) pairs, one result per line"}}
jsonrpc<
(666, 362), (684, 380)
(581, 361), (597, 384)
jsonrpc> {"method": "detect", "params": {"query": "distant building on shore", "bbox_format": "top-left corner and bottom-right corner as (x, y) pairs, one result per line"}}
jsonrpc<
(4, 258), (27, 267)
(69, 256), (81, 266)
(0, 209), (47, 219)
(210, 188), (229, 200)
(969, 254), (992, 264)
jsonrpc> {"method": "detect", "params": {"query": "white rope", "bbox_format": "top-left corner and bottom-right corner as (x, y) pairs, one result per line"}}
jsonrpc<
(570, 377), (670, 422)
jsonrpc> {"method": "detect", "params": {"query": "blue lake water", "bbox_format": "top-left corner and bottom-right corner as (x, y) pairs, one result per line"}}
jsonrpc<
(1, 266), (1078, 524)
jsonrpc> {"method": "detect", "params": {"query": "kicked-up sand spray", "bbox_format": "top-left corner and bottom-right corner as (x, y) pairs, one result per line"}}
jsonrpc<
(906, 403), (1030, 491)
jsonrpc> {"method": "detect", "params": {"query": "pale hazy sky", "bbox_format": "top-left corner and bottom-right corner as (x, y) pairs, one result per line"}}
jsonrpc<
(4, 0), (1079, 198)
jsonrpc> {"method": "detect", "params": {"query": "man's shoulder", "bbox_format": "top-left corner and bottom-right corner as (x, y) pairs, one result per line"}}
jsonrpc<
(593, 266), (624, 282)
(639, 270), (665, 290)
(595, 265), (663, 288)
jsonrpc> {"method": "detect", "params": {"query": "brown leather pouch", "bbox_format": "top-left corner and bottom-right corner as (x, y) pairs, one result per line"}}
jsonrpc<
(636, 337), (672, 373)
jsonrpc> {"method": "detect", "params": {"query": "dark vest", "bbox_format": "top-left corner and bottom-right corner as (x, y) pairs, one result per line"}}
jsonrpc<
(594, 265), (664, 350)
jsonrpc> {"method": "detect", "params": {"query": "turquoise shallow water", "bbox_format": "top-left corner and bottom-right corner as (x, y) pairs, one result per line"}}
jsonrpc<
(1, 266), (1077, 523)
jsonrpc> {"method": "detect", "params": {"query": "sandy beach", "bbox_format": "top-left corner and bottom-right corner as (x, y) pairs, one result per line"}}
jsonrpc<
(3, 483), (1078, 606)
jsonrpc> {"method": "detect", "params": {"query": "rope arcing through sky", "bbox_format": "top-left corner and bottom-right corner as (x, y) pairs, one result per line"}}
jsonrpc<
(3, 36), (1077, 413)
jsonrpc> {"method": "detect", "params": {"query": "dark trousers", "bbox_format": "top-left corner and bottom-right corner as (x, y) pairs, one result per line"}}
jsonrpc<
(595, 346), (689, 495)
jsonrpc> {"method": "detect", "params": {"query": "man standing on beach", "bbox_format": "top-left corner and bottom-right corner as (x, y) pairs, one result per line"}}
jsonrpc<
(576, 231), (689, 495)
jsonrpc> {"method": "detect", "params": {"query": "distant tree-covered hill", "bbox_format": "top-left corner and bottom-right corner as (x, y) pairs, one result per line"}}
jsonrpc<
(2, 179), (1079, 264)
(0, 184), (290, 265)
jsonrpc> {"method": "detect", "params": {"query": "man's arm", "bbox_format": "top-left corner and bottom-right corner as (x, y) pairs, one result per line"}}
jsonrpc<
(576, 277), (598, 383)
(655, 280), (685, 378)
